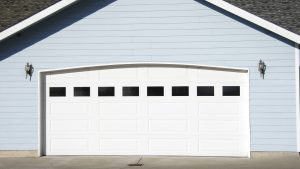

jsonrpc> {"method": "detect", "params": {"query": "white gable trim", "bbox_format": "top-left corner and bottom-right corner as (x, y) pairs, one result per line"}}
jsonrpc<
(0, 0), (79, 42)
(205, 0), (300, 44)
(0, 0), (299, 44)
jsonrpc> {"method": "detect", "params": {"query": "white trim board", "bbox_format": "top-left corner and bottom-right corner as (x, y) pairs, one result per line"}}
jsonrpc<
(295, 43), (300, 152)
(39, 62), (249, 73)
(205, 0), (300, 44)
(0, 0), (79, 42)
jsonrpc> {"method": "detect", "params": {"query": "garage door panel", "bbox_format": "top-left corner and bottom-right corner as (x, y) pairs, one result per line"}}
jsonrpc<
(148, 120), (188, 133)
(198, 103), (239, 115)
(199, 120), (239, 132)
(97, 116), (140, 120)
(45, 65), (249, 156)
(50, 102), (89, 115)
(198, 103), (239, 120)
(98, 102), (138, 115)
(148, 116), (190, 120)
(147, 68), (188, 79)
(49, 71), (89, 83)
(198, 70), (247, 83)
(99, 68), (138, 80)
(50, 120), (89, 132)
(199, 139), (240, 152)
(148, 102), (187, 116)
(99, 120), (137, 132)
(99, 139), (139, 153)
(198, 114), (240, 121)
(149, 139), (188, 153)
(50, 138), (88, 153)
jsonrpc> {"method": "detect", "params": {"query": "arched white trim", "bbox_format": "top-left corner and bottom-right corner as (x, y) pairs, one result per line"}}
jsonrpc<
(39, 62), (248, 74)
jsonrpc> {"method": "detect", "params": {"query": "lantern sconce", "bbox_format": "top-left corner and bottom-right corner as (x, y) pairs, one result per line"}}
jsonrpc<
(258, 60), (266, 79)
(25, 62), (34, 81)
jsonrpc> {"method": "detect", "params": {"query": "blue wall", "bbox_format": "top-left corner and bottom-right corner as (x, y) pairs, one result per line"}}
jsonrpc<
(0, 0), (297, 151)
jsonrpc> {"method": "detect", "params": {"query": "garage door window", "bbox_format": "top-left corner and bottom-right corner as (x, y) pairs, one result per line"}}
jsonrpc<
(49, 87), (66, 97)
(197, 86), (214, 96)
(98, 87), (115, 96)
(172, 86), (189, 96)
(74, 87), (90, 97)
(123, 87), (139, 96)
(147, 86), (164, 96)
(223, 86), (240, 96)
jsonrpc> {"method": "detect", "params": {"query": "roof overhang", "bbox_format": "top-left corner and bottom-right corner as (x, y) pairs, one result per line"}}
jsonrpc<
(206, 0), (300, 44)
(0, 0), (299, 44)
(0, 0), (79, 42)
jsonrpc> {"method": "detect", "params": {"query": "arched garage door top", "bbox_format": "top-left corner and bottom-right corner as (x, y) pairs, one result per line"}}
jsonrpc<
(39, 62), (249, 74)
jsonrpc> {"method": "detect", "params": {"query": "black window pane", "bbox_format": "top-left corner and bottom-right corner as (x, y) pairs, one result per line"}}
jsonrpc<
(123, 87), (139, 96)
(74, 87), (90, 97)
(223, 86), (240, 96)
(98, 87), (115, 96)
(50, 87), (66, 97)
(172, 86), (189, 96)
(197, 86), (214, 96)
(147, 86), (164, 96)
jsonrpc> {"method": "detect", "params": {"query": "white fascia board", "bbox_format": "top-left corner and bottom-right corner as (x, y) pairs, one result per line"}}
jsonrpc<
(205, 0), (300, 44)
(295, 43), (300, 152)
(0, 0), (79, 42)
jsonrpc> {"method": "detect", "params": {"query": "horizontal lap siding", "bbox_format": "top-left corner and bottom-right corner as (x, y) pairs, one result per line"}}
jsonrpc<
(0, 0), (296, 151)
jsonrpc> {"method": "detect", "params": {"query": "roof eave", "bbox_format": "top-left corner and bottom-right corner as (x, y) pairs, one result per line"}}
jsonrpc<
(0, 0), (299, 45)
(0, 0), (79, 42)
(205, 0), (300, 44)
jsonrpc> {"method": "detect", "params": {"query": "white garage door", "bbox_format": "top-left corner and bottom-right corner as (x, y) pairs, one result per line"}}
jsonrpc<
(44, 64), (249, 156)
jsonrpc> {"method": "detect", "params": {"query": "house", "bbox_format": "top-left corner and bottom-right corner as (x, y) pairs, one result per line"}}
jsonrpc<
(0, 0), (299, 157)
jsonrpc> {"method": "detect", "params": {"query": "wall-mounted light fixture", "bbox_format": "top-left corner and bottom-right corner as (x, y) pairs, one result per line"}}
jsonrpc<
(258, 60), (266, 79)
(25, 62), (34, 81)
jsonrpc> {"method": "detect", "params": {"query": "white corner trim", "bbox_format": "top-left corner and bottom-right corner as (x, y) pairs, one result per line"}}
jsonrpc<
(205, 0), (300, 44)
(38, 71), (41, 157)
(295, 43), (300, 152)
(0, 0), (79, 42)
(246, 69), (251, 158)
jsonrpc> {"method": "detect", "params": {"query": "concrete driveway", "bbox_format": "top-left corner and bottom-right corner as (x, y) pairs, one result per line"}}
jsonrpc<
(0, 155), (300, 169)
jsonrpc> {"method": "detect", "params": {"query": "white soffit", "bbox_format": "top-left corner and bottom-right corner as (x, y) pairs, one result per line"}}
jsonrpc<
(205, 0), (300, 44)
(0, 0), (79, 42)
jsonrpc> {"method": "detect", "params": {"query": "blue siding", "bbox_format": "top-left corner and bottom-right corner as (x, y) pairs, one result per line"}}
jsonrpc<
(0, 0), (297, 151)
